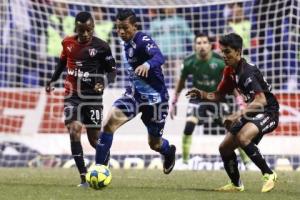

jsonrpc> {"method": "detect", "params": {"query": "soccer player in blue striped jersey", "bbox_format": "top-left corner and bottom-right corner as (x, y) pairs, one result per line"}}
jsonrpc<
(95, 9), (176, 174)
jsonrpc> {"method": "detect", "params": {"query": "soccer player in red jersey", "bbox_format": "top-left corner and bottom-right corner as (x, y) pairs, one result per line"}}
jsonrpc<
(186, 33), (279, 192)
(46, 12), (116, 187)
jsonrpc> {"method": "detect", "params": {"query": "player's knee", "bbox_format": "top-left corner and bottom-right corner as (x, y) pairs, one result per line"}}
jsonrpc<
(183, 121), (196, 135)
(218, 143), (225, 155)
(102, 119), (117, 133)
(87, 130), (99, 148)
(68, 122), (82, 141)
(219, 142), (230, 156)
(148, 140), (161, 152)
(236, 134), (251, 148)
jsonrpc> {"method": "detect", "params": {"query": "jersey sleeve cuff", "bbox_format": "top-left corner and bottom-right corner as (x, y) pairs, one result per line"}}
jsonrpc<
(143, 62), (151, 70)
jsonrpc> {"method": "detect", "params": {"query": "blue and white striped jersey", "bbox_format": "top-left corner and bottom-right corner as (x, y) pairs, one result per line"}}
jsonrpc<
(123, 31), (169, 104)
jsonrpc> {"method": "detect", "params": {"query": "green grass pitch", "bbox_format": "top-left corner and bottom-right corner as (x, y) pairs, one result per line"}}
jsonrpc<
(0, 168), (299, 200)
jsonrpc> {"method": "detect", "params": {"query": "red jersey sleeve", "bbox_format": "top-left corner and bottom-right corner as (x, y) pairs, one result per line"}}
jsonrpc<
(60, 40), (67, 61)
(217, 66), (236, 95)
(60, 36), (75, 61)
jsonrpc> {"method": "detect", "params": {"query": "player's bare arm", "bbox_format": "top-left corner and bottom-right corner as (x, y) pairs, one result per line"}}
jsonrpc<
(223, 92), (267, 130)
(185, 88), (222, 101)
(170, 77), (185, 119)
(46, 59), (66, 93)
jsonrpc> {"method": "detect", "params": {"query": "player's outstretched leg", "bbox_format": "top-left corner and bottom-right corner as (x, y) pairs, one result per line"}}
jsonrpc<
(95, 132), (113, 165)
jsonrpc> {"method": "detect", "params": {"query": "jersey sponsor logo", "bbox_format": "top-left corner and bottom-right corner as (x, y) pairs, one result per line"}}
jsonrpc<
(252, 113), (264, 120)
(75, 61), (83, 67)
(67, 68), (90, 78)
(89, 48), (97, 57)
(261, 121), (276, 133)
(260, 116), (270, 126)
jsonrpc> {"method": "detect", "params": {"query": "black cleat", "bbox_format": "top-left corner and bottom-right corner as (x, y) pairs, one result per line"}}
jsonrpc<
(163, 145), (176, 174)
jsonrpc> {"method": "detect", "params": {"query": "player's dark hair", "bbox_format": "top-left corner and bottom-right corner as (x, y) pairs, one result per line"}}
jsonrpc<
(75, 11), (93, 24)
(116, 9), (138, 25)
(194, 32), (211, 43)
(219, 33), (243, 50)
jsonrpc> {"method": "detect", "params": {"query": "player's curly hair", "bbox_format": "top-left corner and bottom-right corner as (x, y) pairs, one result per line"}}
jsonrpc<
(116, 9), (138, 25)
(75, 11), (93, 24)
(219, 33), (243, 50)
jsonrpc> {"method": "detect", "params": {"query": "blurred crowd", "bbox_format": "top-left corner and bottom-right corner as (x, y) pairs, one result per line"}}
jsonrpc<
(0, 0), (299, 90)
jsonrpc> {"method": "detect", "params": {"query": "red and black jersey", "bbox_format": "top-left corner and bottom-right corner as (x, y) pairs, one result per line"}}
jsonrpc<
(60, 35), (116, 97)
(217, 58), (279, 112)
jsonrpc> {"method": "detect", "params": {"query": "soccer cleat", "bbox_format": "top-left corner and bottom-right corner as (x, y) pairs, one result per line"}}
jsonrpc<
(261, 171), (277, 192)
(163, 145), (176, 174)
(215, 182), (245, 192)
(77, 182), (89, 188)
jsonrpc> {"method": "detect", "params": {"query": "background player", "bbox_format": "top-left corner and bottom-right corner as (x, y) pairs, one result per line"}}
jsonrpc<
(186, 33), (279, 192)
(45, 11), (116, 187)
(170, 33), (225, 166)
(95, 9), (176, 174)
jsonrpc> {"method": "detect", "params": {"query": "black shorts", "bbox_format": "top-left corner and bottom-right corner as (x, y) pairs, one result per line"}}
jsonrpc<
(230, 112), (279, 144)
(64, 96), (103, 129)
(186, 99), (230, 125)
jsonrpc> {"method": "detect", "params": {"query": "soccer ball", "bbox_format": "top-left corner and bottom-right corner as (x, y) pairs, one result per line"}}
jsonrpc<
(86, 164), (112, 189)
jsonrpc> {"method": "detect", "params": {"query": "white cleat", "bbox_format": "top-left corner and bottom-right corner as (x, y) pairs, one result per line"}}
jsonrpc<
(77, 182), (89, 188)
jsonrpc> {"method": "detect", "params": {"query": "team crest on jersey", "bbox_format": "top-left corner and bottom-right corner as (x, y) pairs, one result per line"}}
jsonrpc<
(89, 48), (97, 57)
(128, 47), (134, 57)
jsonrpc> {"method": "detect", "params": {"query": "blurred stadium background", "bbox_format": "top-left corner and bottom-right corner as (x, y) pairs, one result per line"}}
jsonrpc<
(0, 0), (299, 172)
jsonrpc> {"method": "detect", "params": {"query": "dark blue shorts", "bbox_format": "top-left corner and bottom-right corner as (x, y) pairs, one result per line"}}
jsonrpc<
(113, 95), (169, 137)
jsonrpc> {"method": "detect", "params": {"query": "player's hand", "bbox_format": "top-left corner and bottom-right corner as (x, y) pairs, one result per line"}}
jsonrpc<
(45, 81), (54, 93)
(94, 83), (104, 93)
(135, 65), (149, 77)
(236, 95), (246, 110)
(223, 113), (240, 130)
(170, 96), (178, 120)
(185, 88), (204, 99)
(223, 118), (233, 130)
